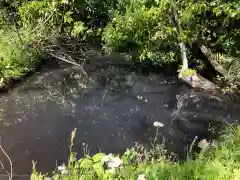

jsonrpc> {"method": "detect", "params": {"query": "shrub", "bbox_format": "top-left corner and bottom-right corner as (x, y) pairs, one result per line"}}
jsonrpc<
(0, 27), (43, 87)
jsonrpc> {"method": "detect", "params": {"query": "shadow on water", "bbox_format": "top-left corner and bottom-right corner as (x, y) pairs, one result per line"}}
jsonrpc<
(0, 54), (239, 178)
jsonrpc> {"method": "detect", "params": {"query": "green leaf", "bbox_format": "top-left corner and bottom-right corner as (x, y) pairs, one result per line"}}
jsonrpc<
(78, 158), (93, 169)
(122, 155), (130, 165)
(92, 153), (105, 163)
(93, 163), (104, 177)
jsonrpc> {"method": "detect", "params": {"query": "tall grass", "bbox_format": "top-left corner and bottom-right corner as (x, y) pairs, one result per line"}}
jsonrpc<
(0, 27), (42, 88)
(118, 126), (240, 180)
(31, 125), (240, 180)
(0, 22), (58, 89)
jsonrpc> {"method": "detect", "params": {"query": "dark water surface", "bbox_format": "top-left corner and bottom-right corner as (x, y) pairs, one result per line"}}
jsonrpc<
(0, 55), (239, 178)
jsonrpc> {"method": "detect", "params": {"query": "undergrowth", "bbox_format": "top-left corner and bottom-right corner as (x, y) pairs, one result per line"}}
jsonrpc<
(0, 27), (44, 88)
(31, 125), (240, 180)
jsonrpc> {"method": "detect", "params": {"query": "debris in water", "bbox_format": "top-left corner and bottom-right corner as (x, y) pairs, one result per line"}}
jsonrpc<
(137, 95), (143, 100)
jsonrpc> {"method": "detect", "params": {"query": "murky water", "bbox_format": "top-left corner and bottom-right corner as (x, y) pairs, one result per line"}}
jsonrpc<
(0, 55), (239, 178)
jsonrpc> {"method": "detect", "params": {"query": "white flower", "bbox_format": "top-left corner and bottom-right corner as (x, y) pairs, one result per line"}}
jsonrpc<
(61, 169), (68, 175)
(108, 153), (114, 160)
(137, 174), (146, 180)
(153, 121), (164, 128)
(57, 164), (66, 171)
(44, 177), (52, 180)
(106, 157), (123, 169)
(101, 155), (110, 164)
(57, 164), (68, 175)
(198, 139), (210, 152)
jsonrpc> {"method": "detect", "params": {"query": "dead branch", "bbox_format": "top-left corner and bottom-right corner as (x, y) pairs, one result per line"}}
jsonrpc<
(0, 161), (10, 179)
(49, 51), (88, 77)
(0, 139), (12, 180)
(199, 44), (229, 78)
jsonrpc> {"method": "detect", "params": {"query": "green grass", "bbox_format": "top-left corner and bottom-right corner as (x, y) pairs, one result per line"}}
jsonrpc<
(31, 125), (240, 180)
(0, 26), (47, 89)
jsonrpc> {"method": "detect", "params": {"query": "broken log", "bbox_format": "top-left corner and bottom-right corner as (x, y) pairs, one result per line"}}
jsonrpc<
(199, 44), (230, 79)
(179, 70), (220, 91)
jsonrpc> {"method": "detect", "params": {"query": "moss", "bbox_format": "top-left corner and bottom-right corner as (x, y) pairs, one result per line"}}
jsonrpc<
(178, 68), (197, 79)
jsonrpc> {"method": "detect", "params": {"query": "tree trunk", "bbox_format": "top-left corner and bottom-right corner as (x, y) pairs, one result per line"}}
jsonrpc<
(172, 5), (188, 71)
(170, 5), (218, 91)
(179, 42), (188, 70)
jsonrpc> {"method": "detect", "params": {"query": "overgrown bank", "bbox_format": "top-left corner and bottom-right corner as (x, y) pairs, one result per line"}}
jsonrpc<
(0, 0), (240, 90)
(32, 125), (240, 180)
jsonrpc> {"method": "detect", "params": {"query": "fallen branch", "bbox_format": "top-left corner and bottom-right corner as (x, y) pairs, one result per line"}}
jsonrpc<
(31, 13), (54, 34)
(49, 51), (88, 77)
(0, 138), (12, 180)
(199, 44), (229, 78)
(181, 73), (220, 90)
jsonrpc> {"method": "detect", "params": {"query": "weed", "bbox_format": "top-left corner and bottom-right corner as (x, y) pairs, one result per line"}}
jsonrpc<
(32, 125), (240, 180)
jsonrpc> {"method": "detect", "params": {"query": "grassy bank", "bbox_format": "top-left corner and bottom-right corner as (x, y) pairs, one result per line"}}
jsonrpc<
(0, 27), (44, 89)
(31, 125), (240, 180)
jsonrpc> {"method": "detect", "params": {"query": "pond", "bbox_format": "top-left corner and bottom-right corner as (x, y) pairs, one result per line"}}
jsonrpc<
(0, 55), (239, 179)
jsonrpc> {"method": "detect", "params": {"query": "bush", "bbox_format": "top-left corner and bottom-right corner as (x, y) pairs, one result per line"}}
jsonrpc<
(102, 0), (240, 66)
(0, 27), (43, 87)
(1, 0), (240, 88)
(102, 0), (178, 64)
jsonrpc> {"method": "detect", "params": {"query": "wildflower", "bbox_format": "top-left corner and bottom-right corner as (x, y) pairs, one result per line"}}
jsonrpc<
(57, 164), (66, 171)
(57, 164), (68, 175)
(106, 157), (123, 169)
(198, 139), (210, 152)
(101, 155), (110, 164)
(61, 169), (68, 175)
(153, 121), (164, 128)
(44, 177), (52, 180)
(108, 153), (114, 160)
(137, 174), (146, 180)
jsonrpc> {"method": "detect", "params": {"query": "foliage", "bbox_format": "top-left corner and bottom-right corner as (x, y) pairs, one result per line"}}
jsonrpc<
(102, 0), (178, 64)
(178, 68), (197, 79)
(0, 27), (43, 88)
(0, 0), (115, 88)
(32, 125), (240, 180)
(0, 0), (240, 88)
(102, 0), (240, 65)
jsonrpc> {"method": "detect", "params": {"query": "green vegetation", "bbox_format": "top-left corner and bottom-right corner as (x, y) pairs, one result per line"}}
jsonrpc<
(0, 0), (240, 89)
(31, 125), (240, 180)
(0, 1), (239, 179)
